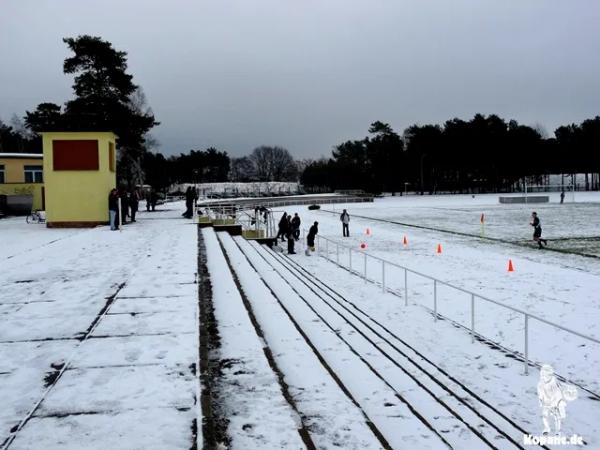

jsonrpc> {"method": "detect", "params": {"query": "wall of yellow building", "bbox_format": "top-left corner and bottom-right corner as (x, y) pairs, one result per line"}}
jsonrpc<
(0, 184), (44, 210)
(0, 155), (44, 210)
(42, 132), (117, 226)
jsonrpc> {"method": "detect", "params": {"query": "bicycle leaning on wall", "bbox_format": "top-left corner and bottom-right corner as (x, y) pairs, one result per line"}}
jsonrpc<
(26, 210), (46, 224)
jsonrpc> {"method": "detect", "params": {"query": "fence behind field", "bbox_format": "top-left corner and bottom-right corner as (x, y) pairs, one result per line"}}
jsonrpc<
(198, 194), (373, 210)
(315, 234), (600, 381)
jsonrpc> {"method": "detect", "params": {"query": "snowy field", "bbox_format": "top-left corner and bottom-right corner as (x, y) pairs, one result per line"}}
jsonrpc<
(0, 204), (199, 449)
(339, 192), (600, 256)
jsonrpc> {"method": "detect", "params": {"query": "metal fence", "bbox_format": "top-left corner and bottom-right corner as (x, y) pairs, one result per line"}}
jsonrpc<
(197, 195), (374, 210)
(315, 234), (600, 376)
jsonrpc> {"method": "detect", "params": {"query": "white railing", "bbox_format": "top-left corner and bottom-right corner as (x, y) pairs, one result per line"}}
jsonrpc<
(315, 234), (600, 377)
(198, 204), (277, 237)
(197, 195), (374, 209)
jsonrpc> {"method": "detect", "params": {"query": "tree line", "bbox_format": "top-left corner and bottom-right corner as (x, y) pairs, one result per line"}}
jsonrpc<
(301, 115), (600, 194)
(143, 145), (300, 191)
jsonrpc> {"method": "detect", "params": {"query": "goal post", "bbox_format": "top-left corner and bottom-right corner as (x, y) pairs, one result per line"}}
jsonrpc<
(524, 182), (575, 203)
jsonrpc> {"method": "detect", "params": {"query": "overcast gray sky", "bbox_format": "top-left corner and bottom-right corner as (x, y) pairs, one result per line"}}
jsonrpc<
(1, 0), (599, 158)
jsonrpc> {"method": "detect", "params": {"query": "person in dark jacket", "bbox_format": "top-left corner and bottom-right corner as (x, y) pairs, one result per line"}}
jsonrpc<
(183, 186), (195, 218)
(108, 188), (119, 230)
(340, 209), (350, 237)
(130, 188), (140, 222)
(277, 212), (288, 242)
(305, 221), (318, 256)
(119, 187), (129, 224)
(530, 212), (548, 249)
(291, 213), (301, 241)
(149, 189), (158, 211)
(286, 229), (296, 254)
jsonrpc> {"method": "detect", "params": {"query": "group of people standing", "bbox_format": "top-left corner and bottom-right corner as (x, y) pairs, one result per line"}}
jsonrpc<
(108, 187), (141, 231)
(277, 212), (303, 254)
(276, 211), (320, 256)
(276, 209), (353, 256)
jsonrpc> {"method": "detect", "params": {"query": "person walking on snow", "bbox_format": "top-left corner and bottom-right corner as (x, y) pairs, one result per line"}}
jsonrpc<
(291, 213), (301, 241)
(530, 212), (548, 249)
(305, 221), (319, 256)
(340, 209), (350, 237)
(277, 212), (288, 242)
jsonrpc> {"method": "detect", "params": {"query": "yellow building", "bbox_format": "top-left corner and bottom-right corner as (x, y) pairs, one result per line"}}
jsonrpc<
(42, 131), (117, 227)
(0, 153), (45, 212)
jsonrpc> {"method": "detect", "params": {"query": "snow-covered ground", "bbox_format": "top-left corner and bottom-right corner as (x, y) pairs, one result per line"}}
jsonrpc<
(0, 203), (199, 449)
(2, 192), (600, 449)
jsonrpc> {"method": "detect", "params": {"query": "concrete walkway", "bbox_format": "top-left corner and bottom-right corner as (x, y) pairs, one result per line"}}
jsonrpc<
(0, 203), (199, 450)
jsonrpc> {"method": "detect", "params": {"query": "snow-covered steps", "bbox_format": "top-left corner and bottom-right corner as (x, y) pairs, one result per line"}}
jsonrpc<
(231, 235), (549, 450)
(200, 228), (307, 449)
(216, 232), (391, 449)
(218, 232), (442, 449)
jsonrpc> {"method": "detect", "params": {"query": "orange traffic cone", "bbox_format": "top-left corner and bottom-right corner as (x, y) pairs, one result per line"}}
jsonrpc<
(436, 244), (442, 254)
(403, 235), (408, 247)
(508, 259), (514, 272)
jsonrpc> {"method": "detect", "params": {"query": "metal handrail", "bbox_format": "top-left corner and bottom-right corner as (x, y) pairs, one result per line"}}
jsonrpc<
(315, 233), (600, 375)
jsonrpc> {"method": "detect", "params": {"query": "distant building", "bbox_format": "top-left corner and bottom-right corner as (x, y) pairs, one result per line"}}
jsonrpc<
(0, 153), (45, 213)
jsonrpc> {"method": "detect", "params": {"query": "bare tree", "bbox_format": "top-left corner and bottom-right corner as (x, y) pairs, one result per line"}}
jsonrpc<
(229, 156), (256, 181)
(249, 146), (298, 181)
(10, 114), (33, 140)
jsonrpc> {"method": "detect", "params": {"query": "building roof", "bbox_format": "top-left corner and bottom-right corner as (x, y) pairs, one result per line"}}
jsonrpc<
(0, 153), (43, 159)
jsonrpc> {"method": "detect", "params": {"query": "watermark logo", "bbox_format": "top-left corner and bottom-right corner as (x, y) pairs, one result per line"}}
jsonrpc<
(523, 434), (583, 446)
(538, 364), (577, 434)
(523, 364), (581, 446)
